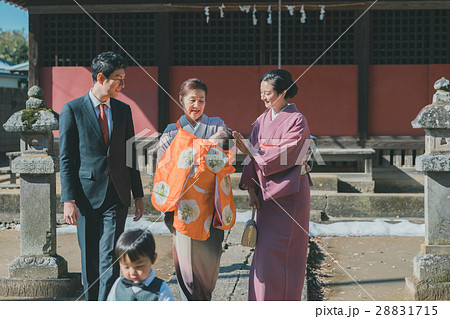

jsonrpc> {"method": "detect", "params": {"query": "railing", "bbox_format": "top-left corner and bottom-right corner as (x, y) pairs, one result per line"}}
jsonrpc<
(314, 136), (425, 170)
(374, 148), (425, 168)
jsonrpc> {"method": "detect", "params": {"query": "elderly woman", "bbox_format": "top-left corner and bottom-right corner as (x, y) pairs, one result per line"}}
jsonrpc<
(153, 78), (235, 301)
(233, 69), (311, 301)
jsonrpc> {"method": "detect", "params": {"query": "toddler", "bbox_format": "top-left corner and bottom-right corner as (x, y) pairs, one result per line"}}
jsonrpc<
(107, 229), (174, 301)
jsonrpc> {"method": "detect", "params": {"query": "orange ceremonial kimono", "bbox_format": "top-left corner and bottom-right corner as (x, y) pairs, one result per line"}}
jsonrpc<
(152, 121), (236, 241)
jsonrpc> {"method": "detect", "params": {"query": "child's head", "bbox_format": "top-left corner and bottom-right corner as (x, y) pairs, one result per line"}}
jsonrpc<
(209, 127), (233, 151)
(115, 229), (157, 283)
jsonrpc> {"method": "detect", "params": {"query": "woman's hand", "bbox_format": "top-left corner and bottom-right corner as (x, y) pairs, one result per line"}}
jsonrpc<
(233, 131), (254, 157)
(248, 187), (260, 210)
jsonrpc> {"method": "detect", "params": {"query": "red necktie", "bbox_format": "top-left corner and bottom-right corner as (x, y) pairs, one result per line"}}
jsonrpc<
(98, 103), (109, 145)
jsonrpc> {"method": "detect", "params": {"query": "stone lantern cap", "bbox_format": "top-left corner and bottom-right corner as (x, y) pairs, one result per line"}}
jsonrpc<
(411, 77), (450, 130)
(3, 86), (59, 132)
(412, 77), (450, 172)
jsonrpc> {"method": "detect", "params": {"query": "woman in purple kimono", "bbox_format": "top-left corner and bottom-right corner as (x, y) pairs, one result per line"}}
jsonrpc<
(233, 69), (311, 301)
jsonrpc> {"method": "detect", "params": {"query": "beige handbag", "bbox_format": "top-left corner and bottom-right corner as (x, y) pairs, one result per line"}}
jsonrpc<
(241, 207), (257, 247)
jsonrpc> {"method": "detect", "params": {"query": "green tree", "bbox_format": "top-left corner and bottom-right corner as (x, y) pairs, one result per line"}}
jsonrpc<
(0, 28), (28, 64)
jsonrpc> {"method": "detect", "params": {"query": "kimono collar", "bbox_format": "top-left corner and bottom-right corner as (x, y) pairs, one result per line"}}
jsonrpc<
(259, 103), (298, 141)
(179, 114), (210, 138)
(271, 103), (291, 120)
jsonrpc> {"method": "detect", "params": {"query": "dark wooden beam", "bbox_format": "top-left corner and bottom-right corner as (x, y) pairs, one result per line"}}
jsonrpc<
(356, 10), (371, 144)
(155, 12), (171, 133)
(28, 14), (40, 88)
(26, 1), (450, 14)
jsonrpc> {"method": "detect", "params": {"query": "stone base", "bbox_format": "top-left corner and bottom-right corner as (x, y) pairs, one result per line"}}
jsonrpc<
(405, 276), (450, 301)
(413, 251), (450, 282)
(9, 255), (68, 279)
(0, 273), (81, 299)
(422, 244), (450, 255)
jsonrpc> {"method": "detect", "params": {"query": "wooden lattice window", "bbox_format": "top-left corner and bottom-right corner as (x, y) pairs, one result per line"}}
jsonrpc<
(371, 10), (450, 64)
(42, 13), (156, 67)
(172, 10), (356, 66)
(42, 14), (94, 66)
(431, 10), (450, 64)
(265, 10), (356, 65)
(40, 9), (450, 67)
(172, 11), (262, 66)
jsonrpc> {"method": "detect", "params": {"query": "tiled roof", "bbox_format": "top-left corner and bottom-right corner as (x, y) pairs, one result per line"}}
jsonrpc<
(0, 57), (16, 70)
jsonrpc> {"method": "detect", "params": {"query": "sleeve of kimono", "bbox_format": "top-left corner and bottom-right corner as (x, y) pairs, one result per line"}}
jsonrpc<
(239, 120), (260, 189)
(217, 117), (227, 129)
(212, 117), (228, 135)
(252, 113), (310, 177)
(156, 125), (177, 164)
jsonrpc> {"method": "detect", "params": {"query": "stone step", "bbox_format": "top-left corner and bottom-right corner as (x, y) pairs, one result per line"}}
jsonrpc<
(310, 174), (338, 192)
(232, 190), (423, 218)
(0, 184), (20, 189)
(230, 172), (338, 192)
(231, 172), (378, 193)
(0, 190), (424, 224)
(310, 210), (329, 222)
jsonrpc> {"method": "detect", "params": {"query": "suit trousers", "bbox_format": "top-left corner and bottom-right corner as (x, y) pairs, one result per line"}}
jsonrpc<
(77, 183), (128, 301)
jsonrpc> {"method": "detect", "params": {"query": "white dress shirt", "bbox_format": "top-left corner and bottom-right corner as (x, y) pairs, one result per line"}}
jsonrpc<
(89, 89), (113, 141)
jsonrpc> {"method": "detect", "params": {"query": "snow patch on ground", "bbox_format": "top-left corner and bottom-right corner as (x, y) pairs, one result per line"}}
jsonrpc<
(55, 216), (171, 235)
(52, 211), (424, 237)
(309, 218), (424, 237)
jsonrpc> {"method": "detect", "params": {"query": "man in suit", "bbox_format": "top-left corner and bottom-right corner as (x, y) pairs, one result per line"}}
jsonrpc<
(59, 51), (145, 301)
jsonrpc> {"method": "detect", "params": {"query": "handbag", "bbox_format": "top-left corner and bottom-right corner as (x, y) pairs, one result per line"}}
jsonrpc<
(241, 206), (257, 247)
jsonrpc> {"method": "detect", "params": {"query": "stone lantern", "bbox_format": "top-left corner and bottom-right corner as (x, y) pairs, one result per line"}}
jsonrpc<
(0, 86), (80, 298)
(406, 77), (450, 300)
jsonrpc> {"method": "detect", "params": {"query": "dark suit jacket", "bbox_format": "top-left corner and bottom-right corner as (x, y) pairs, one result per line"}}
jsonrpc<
(59, 92), (144, 211)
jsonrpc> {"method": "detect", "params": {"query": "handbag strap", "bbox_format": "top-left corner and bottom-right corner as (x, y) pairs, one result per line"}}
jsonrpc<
(250, 206), (256, 224)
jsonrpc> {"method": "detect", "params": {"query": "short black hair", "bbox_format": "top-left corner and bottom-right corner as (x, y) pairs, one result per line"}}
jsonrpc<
(91, 51), (126, 83)
(261, 69), (298, 99)
(115, 229), (156, 263)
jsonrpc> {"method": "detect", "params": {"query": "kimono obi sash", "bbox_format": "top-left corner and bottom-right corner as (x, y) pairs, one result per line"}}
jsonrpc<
(151, 121), (236, 241)
(259, 143), (310, 175)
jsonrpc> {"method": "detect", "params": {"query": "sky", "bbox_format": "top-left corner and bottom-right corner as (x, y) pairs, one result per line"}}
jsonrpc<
(0, 1), (28, 33)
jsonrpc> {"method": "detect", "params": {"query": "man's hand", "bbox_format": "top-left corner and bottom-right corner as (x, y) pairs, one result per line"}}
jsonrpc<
(133, 197), (144, 222)
(64, 201), (79, 225)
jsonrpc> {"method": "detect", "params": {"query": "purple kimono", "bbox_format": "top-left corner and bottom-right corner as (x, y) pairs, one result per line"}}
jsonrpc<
(240, 103), (311, 301)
